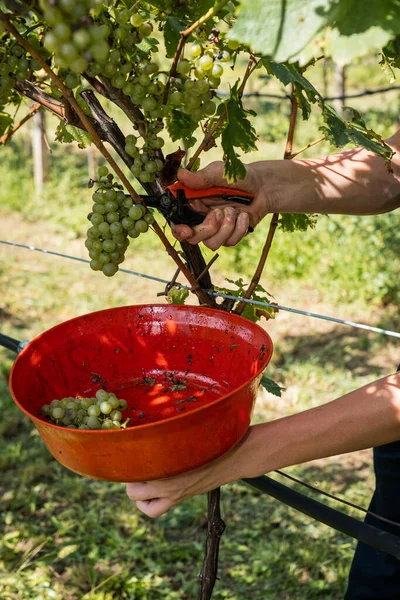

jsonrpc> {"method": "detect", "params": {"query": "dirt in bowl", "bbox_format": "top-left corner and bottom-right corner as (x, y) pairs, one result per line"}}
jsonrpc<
(101, 370), (229, 426)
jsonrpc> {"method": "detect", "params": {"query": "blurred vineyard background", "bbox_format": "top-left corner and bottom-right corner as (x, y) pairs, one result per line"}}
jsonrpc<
(0, 53), (400, 599)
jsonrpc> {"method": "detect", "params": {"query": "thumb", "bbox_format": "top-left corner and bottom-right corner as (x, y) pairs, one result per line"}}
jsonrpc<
(177, 161), (228, 190)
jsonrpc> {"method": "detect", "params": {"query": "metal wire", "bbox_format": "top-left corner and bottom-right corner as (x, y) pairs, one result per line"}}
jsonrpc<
(1, 239), (400, 339)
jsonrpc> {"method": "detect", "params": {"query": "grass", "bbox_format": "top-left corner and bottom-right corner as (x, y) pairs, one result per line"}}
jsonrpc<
(1, 63), (400, 598)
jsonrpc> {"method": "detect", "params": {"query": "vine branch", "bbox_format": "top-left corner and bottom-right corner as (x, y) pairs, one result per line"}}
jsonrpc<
(289, 135), (325, 159)
(0, 102), (41, 145)
(198, 489), (226, 600)
(0, 10), (213, 307)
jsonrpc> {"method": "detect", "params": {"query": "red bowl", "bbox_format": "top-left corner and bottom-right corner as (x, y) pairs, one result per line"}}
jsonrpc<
(9, 304), (273, 481)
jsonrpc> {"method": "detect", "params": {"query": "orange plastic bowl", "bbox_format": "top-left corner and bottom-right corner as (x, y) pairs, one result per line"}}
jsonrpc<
(9, 304), (273, 482)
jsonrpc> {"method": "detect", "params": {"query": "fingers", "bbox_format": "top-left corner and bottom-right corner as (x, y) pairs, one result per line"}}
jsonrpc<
(126, 482), (177, 518)
(173, 208), (249, 250)
(136, 498), (176, 518)
(224, 212), (250, 247)
(126, 482), (158, 502)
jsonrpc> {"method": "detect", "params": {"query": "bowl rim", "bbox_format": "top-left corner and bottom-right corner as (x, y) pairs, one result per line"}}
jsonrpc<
(9, 303), (273, 434)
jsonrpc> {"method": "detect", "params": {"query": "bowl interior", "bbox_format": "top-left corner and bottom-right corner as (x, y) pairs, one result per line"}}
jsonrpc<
(10, 304), (273, 428)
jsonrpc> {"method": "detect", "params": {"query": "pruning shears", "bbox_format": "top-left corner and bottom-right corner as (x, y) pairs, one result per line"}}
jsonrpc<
(142, 182), (255, 227)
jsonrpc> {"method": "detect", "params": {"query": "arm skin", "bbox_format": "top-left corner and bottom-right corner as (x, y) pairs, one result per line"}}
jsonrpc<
(127, 373), (400, 518)
(171, 129), (400, 251)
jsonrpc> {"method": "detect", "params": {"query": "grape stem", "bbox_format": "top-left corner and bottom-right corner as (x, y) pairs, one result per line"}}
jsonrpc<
(0, 10), (214, 307)
(0, 102), (41, 145)
(289, 135), (326, 159)
(234, 91), (299, 316)
(162, 0), (232, 104)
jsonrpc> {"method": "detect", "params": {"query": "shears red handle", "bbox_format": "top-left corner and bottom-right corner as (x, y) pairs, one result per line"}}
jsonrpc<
(142, 182), (255, 227)
(167, 181), (255, 204)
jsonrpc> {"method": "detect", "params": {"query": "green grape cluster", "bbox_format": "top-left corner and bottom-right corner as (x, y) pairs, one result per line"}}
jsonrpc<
(125, 129), (164, 183)
(0, 34), (48, 109)
(41, 0), (110, 73)
(167, 41), (234, 122)
(85, 166), (155, 277)
(41, 389), (129, 429)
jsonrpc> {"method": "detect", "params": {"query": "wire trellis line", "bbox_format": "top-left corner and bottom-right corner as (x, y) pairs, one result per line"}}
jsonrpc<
(235, 84), (400, 102)
(1, 239), (400, 340)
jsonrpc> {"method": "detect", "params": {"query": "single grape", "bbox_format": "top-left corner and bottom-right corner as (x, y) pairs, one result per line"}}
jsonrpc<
(129, 205), (144, 221)
(90, 213), (104, 226)
(110, 410), (122, 422)
(109, 396), (120, 409)
(135, 219), (149, 234)
(227, 39), (240, 50)
(199, 54), (214, 71)
(139, 22), (153, 38)
(128, 228), (140, 238)
(102, 263), (118, 277)
(100, 401), (112, 414)
(98, 222), (111, 234)
(104, 189), (116, 201)
(110, 222), (123, 234)
(52, 407), (66, 420)
(87, 415), (101, 429)
(91, 240), (103, 252)
(88, 404), (101, 417)
(190, 44), (202, 58)
(203, 100), (216, 115)
(170, 91), (183, 105)
(177, 60), (191, 75)
(102, 239), (116, 253)
(211, 63), (224, 78)
(106, 212), (119, 224)
(144, 212), (155, 224)
(99, 252), (111, 264)
(90, 259), (102, 271)
(130, 13), (144, 27)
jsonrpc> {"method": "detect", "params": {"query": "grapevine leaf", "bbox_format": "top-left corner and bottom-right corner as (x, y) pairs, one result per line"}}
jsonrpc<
(380, 37), (400, 82)
(262, 59), (320, 99)
(166, 286), (189, 305)
(260, 374), (286, 397)
(230, 0), (330, 64)
(319, 104), (394, 162)
(221, 82), (258, 182)
(324, 0), (400, 62)
(0, 112), (13, 137)
(231, 0), (400, 64)
(262, 58), (323, 119)
(55, 122), (92, 149)
(279, 213), (318, 232)
(215, 278), (275, 323)
(163, 17), (184, 58)
(166, 109), (198, 148)
(135, 36), (159, 53)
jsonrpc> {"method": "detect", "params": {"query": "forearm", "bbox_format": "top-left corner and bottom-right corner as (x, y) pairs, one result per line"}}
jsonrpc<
(260, 139), (400, 216)
(224, 373), (400, 481)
